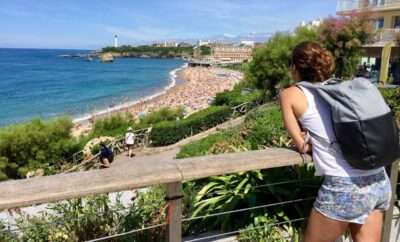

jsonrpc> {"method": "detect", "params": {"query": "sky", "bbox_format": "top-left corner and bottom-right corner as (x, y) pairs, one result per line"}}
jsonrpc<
(0, 0), (337, 50)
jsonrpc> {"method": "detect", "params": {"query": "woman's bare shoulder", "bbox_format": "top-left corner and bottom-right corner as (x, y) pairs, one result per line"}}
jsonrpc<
(279, 85), (303, 101)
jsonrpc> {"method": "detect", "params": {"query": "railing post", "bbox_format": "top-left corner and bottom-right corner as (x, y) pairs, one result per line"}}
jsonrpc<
(381, 160), (399, 242)
(166, 182), (183, 242)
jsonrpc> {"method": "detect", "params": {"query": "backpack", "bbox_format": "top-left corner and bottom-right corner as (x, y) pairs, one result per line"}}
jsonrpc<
(297, 78), (400, 170)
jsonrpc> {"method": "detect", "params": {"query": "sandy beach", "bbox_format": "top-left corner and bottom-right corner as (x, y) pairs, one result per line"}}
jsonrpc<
(72, 66), (243, 136)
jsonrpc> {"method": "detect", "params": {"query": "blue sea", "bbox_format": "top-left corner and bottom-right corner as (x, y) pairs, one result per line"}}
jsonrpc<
(0, 48), (184, 126)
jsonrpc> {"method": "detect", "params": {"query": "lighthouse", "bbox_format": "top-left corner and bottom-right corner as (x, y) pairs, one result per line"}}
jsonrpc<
(114, 35), (119, 48)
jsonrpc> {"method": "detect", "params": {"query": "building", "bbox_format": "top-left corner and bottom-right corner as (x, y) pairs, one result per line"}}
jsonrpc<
(211, 44), (253, 63)
(197, 40), (211, 47)
(300, 18), (323, 28)
(178, 42), (193, 48)
(240, 40), (255, 47)
(114, 35), (119, 48)
(152, 41), (179, 47)
(337, 0), (400, 83)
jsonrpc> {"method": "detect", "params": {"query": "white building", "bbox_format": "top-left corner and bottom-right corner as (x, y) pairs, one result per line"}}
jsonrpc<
(300, 18), (322, 28)
(114, 35), (119, 48)
(240, 40), (255, 47)
(197, 40), (211, 46)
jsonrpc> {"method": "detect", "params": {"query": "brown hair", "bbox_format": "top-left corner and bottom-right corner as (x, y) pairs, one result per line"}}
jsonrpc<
(291, 41), (335, 83)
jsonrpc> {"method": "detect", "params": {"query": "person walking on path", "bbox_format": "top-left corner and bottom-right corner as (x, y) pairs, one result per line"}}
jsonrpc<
(125, 127), (135, 157)
(279, 41), (392, 242)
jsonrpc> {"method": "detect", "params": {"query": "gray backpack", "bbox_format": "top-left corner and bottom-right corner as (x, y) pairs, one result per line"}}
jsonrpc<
(298, 78), (400, 170)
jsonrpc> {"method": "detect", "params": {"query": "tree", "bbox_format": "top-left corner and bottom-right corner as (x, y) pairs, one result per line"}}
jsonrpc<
(200, 46), (211, 56)
(318, 13), (374, 79)
(245, 26), (318, 97)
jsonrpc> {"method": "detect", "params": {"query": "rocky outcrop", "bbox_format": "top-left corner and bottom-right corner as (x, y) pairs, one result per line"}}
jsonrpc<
(100, 53), (114, 62)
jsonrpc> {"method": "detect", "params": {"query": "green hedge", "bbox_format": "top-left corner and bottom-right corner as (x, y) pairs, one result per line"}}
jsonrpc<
(213, 86), (266, 107)
(150, 106), (232, 146)
(0, 118), (79, 180)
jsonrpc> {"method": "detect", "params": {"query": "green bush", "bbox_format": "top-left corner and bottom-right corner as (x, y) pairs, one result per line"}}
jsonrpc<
(140, 107), (185, 125)
(0, 117), (80, 179)
(176, 132), (245, 159)
(2, 188), (168, 242)
(91, 107), (185, 139)
(120, 187), (166, 242)
(380, 87), (400, 124)
(150, 106), (232, 146)
(213, 85), (266, 107)
(176, 104), (290, 158)
(238, 214), (300, 242)
(318, 14), (374, 79)
(244, 105), (291, 150)
(245, 26), (318, 96)
(91, 113), (137, 137)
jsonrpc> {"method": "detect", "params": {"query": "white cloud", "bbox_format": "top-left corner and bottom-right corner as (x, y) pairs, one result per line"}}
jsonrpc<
(223, 33), (237, 38)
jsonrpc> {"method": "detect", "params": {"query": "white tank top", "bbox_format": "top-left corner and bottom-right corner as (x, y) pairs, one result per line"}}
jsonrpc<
(297, 86), (383, 177)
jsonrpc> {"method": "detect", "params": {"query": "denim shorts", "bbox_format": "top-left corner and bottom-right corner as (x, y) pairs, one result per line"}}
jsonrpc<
(314, 170), (392, 224)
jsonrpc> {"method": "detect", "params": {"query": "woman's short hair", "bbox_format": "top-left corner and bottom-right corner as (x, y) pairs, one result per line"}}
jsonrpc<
(291, 41), (335, 83)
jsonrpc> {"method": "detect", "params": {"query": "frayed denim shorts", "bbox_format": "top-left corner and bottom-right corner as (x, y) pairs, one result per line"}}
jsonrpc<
(314, 170), (392, 224)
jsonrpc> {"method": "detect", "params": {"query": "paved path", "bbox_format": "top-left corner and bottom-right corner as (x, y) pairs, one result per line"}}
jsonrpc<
(111, 115), (246, 168)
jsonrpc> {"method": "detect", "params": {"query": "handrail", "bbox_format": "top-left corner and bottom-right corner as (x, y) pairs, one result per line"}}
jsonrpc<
(0, 148), (311, 210)
(56, 102), (257, 173)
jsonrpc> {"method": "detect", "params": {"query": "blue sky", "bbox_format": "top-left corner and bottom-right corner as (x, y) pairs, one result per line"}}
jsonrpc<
(0, 0), (337, 49)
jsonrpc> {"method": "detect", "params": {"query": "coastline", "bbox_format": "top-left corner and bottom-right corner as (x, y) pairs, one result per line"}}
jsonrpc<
(71, 63), (188, 136)
(72, 65), (243, 136)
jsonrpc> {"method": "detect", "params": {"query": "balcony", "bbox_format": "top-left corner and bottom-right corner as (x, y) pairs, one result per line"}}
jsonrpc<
(337, 0), (400, 14)
(372, 28), (400, 45)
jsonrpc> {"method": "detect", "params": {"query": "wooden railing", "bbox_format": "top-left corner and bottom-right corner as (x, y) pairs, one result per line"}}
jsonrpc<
(0, 148), (398, 241)
(58, 102), (256, 173)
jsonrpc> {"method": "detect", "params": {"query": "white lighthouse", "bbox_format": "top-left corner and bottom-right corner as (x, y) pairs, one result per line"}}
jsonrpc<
(114, 35), (119, 48)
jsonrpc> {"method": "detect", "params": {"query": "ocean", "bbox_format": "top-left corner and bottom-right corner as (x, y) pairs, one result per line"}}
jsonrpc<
(0, 48), (184, 126)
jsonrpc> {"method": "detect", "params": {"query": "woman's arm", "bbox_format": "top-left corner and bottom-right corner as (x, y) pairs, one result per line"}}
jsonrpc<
(279, 88), (311, 153)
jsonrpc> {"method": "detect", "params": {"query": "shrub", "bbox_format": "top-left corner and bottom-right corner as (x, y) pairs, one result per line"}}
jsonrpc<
(213, 85), (266, 107)
(91, 113), (137, 137)
(176, 132), (246, 159)
(3, 188), (168, 242)
(120, 187), (166, 242)
(318, 14), (375, 78)
(150, 106), (232, 146)
(0, 117), (80, 179)
(380, 87), (400, 124)
(90, 107), (184, 139)
(244, 105), (291, 149)
(140, 107), (185, 125)
(238, 214), (300, 242)
(245, 26), (318, 97)
(176, 104), (290, 158)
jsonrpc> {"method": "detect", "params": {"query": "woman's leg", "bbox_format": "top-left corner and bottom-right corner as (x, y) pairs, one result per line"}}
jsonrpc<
(102, 158), (110, 168)
(349, 210), (384, 242)
(304, 209), (349, 242)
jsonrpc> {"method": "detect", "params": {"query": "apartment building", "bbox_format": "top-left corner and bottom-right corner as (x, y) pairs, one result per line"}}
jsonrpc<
(337, 0), (400, 83)
(211, 44), (253, 63)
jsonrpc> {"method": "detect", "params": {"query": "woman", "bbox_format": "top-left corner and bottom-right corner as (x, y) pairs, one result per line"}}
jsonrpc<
(279, 41), (391, 242)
